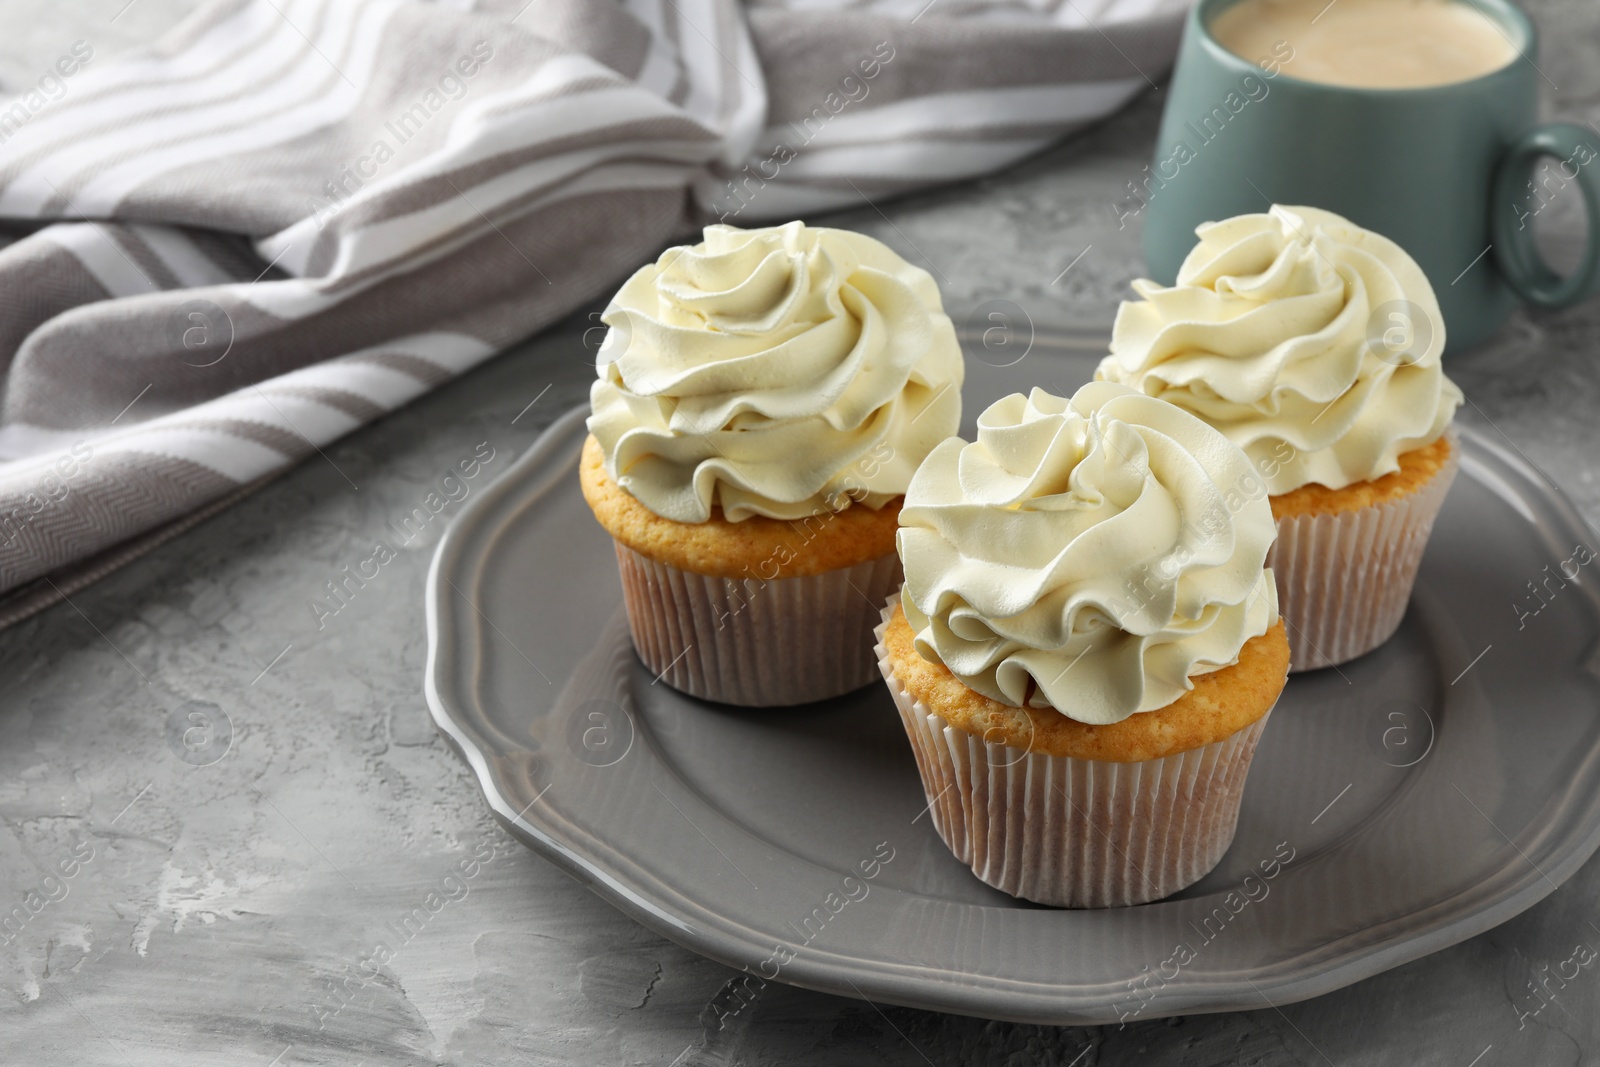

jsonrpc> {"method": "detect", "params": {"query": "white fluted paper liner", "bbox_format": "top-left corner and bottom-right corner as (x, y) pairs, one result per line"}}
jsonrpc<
(1268, 435), (1460, 673)
(614, 542), (902, 707)
(875, 595), (1272, 908)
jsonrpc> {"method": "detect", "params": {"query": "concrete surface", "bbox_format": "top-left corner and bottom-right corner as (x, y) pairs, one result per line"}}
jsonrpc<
(5, 0), (1600, 1063)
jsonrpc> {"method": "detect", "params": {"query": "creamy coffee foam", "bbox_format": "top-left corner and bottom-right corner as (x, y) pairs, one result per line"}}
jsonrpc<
(1211, 0), (1519, 89)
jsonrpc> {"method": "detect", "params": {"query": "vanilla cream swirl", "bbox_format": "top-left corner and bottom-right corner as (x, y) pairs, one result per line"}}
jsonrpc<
(588, 222), (963, 522)
(1097, 205), (1462, 494)
(898, 383), (1278, 725)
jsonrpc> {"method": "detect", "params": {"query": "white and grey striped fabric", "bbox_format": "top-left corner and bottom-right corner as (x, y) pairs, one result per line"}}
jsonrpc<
(0, 0), (1184, 618)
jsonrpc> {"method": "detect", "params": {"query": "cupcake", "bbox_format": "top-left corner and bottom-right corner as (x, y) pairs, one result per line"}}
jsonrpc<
(1098, 205), (1463, 671)
(582, 221), (964, 706)
(880, 383), (1288, 908)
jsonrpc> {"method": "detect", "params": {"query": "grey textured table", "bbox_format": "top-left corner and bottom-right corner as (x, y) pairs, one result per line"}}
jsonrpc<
(6, 3), (1600, 1064)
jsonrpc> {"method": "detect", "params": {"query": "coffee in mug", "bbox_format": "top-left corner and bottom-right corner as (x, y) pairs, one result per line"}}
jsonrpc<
(1211, 0), (1518, 90)
(1141, 0), (1600, 352)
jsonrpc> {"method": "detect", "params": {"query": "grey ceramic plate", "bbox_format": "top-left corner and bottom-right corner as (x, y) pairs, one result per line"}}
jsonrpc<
(425, 327), (1600, 1025)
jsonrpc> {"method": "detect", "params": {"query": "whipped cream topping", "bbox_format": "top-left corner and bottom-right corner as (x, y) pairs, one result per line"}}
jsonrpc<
(1097, 205), (1462, 494)
(898, 382), (1278, 725)
(588, 222), (964, 522)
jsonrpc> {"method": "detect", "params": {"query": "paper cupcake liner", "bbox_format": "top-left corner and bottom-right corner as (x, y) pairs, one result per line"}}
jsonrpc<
(875, 596), (1272, 908)
(614, 542), (902, 707)
(1268, 437), (1460, 673)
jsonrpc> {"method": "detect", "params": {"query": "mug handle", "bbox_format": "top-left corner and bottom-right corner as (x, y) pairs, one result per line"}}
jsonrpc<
(1491, 123), (1600, 309)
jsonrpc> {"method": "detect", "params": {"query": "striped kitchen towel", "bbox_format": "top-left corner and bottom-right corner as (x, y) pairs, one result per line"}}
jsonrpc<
(0, 0), (1184, 621)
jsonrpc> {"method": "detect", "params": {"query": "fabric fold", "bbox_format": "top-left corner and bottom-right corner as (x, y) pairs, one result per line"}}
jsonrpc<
(0, 0), (1183, 608)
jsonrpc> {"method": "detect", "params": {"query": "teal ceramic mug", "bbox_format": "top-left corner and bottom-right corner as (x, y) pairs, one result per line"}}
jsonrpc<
(1137, 0), (1600, 352)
